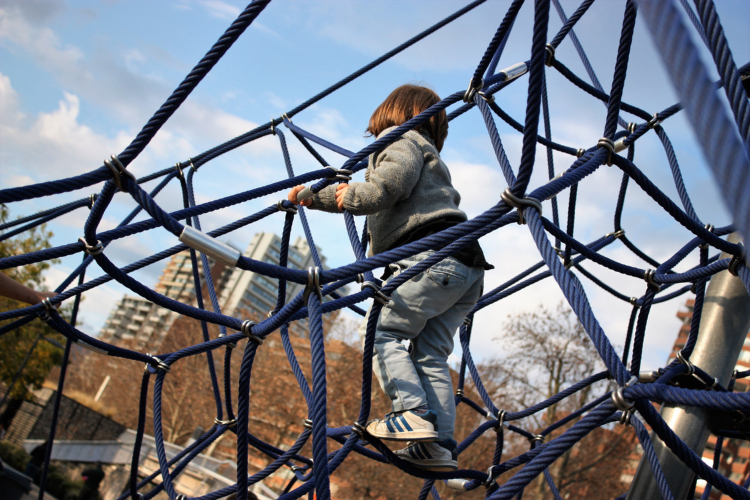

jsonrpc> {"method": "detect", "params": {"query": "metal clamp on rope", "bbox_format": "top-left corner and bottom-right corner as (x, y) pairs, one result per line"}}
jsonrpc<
(544, 43), (556, 66)
(483, 466), (498, 489)
(218, 332), (237, 349)
(303, 267), (324, 305)
(463, 316), (472, 326)
(500, 188), (542, 225)
(215, 417), (237, 428)
(477, 90), (495, 103)
(38, 297), (55, 322)
(303, 418), (313, 429)
(88, 193), (98, 209)
(675, 350), (696, 377)
(241, 320), (263, 345)
(494, 409), (508, 432)
(576, 148), (586, 158)
(629, 296), (641, 308)
(728, 242), (745, 277)
(281, 112), (292, 123)
(103, 154), (136, 192)
(528, 434), (545, 445)
(325, 166), (353, 181)
(500, 61), (528, 82)
(179, 225), (241, 268)
(699, 224), (714, 250)
(627, 122), (637, 133)
(643, 269), (661, 292)
(446, 479), (470, 491)
(146, 354), (170, 373)
(597, 138), (615, 166)
(455, 389), (464, 397)
(613, 137), (630, 154)
(463, 78), (483, 103)
(612, 376), (638, 425)
(352, 421), (366, 437)
(174, 162), (185, 181)
(78, 236), (104, 256)
(361, 281), (390, 306)
(605, 229), (625, 239)
(648, 112), (662, 129)
(638, 370), (661, 383)
(277, 200), (298, 214)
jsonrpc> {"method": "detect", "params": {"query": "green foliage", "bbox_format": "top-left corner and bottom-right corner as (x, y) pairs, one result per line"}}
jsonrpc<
(0, 204), (66, 401)
(0, 440), (30, 470)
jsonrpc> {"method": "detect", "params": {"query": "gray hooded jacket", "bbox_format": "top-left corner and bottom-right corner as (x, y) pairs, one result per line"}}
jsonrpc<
(309, 127), (466, 255)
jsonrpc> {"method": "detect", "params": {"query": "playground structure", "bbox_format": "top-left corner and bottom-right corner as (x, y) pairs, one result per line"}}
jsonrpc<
(1, 0), (750, 499)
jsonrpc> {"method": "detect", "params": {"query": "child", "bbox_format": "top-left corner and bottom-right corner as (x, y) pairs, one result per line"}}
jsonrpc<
(288, 84), (491, 471)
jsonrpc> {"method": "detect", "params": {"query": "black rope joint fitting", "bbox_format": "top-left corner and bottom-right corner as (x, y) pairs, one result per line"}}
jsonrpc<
(728, 242), (745, 277)
(576, 148), (586, 158)
(676, 350), (696, 377)
(643, 269), (661, 292)
(627, 122), (637, 133)
(174, 162), (185, 181)
(303, 267), (324, 305)
(352, 421), (366, 437)
(241, 320), (263, 345)
(325, 166), (353, 181)
(146, 354), (170, 373)
(528, 434), (545, 444)
(611, 375), (637, 412)
(267, 309), (274, 319)
(281, 112), (292, 123)
(38, 297), (55, 322)
(699, 224), (714, 250)
(463, 78), (483, 103)
(477, 90), (495, 103)
(78, 236), (104, 256)
(544, 43), (555, 67)
(455, 389), (464, 397)
(606, 229), (625, 239)
(629, 296), (641, 308)
(304, 418), (313, 429)
(496, 409), (507, 429)
(648, 112), (662, 129)
(215, 417), (237, 428)
(483, 466), (498, 489)
(277, 200), (298, 214)
(88, 193), (98, 209)
(103, 154), (135, 192)
(501, 188), (542, 225)
(596, 138), (615, 166)
(361, 281), (390, 306)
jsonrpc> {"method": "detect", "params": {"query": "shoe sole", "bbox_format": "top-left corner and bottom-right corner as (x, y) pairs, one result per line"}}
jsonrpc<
(399, 458), (458, 471)
(366, 429), (439, 442)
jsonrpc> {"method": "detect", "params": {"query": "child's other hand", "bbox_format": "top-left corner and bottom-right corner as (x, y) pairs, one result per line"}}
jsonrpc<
(288, 185), (311, 207)
(335, 184), (350, 211)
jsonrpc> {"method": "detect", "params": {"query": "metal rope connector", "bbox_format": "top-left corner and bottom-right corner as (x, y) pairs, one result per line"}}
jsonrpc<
(596, 138), (615, 166)
(629, 296), (641, 308)
(699, 224), (714, 250)
(218, 332), (237, 349)
(361, 281), (390, 306)
(277, 200), (298, 214)
(611, 375), (637, 413)
(627, 122), (637, 133)
(303, 267), (323, 306)
(648, 112), (662, 129)
(463, 78), (483, 103)
(215, 417), (237, 428)
(179, 226), (241, 268)
(352, 421), (366, 437)
(174, 162), (185, 181)
(477, 90), (495, 103)
(241, 320), (263, 345)
(325, 166), (353, 181)
(605, 229), (625, 239)
(78, 236), (104, 256)
(544, 43), (555, 67)
(528, 434), (545, 444)
(88, 193), (98, 209)
(500, 188), (542, 225)
(728, 242), (745, 276)
(483, 465), (498, 489)
(103, 154), (135, 192)
(675, 350), (695, 377)
(146, 354), (170, 373)
(38, 297), (55, 322)
(495, 409), (507, 430)
(463, 316), (472, 326)
(643, 269), (662, 292)
(281, 112), (292, 123)
(303, 418), (313, 429)
(576, 148), (586, 158)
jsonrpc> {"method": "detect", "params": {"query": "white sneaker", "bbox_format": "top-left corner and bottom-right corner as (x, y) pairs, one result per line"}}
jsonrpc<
(365, 410), (439, 441)
(394, 439), (458, 471)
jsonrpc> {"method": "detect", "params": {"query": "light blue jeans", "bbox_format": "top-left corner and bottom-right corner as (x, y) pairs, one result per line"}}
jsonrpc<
(359, 250), (484, 441)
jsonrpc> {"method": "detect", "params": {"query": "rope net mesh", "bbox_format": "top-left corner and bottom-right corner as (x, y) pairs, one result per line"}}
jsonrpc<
(1, 0), (750, 499)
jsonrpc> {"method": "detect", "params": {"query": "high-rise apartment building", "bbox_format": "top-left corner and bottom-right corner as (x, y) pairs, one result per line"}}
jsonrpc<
(100, 232), (343, 348)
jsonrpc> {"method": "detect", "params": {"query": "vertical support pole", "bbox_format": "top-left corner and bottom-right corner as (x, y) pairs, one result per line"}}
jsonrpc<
(626, 232), (750, 500)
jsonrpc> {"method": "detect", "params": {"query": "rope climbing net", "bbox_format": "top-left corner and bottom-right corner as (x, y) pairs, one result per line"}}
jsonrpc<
(1, 0), (750, 499)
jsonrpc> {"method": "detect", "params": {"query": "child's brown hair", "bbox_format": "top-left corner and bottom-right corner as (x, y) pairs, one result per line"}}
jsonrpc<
(366, 84), (448, 152)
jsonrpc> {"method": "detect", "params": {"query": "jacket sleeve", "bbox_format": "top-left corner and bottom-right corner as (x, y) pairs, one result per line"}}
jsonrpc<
(308, 184), (340, 213)
(342, 137), (424, 215)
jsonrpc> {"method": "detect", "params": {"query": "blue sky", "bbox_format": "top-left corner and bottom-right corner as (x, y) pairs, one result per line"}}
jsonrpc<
(1, 0), (749, 370)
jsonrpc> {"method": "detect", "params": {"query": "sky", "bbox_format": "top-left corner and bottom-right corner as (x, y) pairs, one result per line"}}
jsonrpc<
(1, 0), (749, 373)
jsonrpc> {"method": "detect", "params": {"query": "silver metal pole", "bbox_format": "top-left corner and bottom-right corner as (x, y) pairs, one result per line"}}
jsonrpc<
(626, 232), (750, 500)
